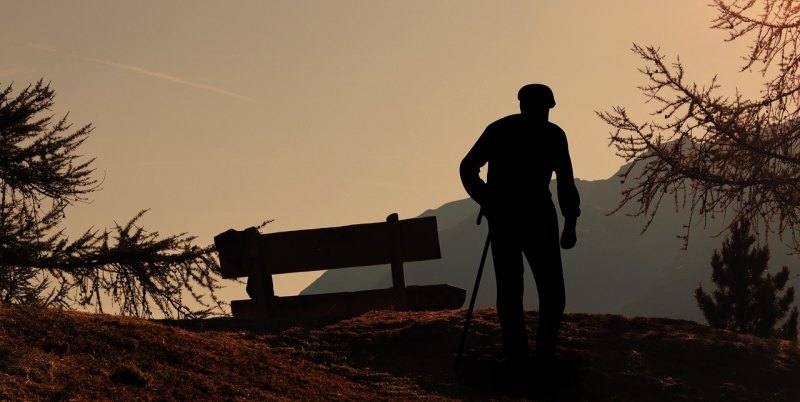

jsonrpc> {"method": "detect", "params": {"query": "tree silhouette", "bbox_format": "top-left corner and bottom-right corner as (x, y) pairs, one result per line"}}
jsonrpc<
(695, 220), (798, 341)
(599, 0), (800, 252)
(0, 80), (225, 318)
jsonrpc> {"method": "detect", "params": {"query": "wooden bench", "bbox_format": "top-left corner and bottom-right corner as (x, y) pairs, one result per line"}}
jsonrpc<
(214, 213), (466, 319)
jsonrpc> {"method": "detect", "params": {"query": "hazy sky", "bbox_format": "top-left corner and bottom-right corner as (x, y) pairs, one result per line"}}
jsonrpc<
(1, 1), (763, 297)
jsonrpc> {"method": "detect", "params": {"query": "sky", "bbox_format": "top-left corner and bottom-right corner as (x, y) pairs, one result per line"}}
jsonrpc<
(0, 1), (764, 298)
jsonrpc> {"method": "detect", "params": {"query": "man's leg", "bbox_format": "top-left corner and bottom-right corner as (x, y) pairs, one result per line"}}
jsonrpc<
(489, 226), (529, 364)
(524, 210), (566, 363)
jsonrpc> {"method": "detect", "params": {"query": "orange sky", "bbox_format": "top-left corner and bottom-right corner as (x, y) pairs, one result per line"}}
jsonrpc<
(1, 1), (763, 298)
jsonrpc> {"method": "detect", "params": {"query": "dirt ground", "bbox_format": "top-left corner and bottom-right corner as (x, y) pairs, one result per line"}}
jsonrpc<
(1, 304), (799, 401)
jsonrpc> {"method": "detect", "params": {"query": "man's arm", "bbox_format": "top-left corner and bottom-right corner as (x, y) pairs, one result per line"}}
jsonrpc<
(459, 128), (491, 206)
(555, 129), (580, 249)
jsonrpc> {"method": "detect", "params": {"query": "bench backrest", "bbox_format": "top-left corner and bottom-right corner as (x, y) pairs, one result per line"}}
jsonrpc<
(216, 214), (440, 279)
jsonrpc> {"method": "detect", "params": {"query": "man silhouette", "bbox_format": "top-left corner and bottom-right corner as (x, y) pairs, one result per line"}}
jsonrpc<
(460, 83), (580, 369)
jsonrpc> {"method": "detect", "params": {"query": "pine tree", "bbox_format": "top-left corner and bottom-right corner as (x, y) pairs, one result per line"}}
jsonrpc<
(0, 80), (227, 318)
(695, 220), (799, 341)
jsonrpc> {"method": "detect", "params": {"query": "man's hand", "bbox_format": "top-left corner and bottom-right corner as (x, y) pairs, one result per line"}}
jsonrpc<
(560, 217), (577, 249)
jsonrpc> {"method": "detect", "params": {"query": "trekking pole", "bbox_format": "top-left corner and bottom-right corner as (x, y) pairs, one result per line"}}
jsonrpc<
(453, 209), (490, 372)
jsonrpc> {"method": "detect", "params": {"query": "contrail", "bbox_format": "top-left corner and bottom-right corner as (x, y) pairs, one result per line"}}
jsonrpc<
(0, 68), (22, 79)
(30, 43), (253, 102)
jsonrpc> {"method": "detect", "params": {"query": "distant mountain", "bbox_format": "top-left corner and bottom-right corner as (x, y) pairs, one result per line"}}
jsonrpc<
(301, 167), (798, 323)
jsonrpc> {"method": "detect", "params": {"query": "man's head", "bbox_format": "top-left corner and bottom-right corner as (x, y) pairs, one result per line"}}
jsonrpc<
(518, 84), (555, 118)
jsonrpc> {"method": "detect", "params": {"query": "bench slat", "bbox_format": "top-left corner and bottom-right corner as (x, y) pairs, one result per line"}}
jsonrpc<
(256, 216), (440, 275)
(230, 284), (465, 319)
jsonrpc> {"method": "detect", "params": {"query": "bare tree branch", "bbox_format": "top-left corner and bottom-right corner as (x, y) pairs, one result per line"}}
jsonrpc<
(600, 2), (800, 252)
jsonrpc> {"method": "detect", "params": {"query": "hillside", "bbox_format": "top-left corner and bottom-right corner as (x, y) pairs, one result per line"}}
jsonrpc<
(2, 304), (799, 401)
(302, 170), (799, 323)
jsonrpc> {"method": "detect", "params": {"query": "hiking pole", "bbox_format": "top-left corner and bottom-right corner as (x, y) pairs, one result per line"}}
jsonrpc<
(454, 209), (490, 372)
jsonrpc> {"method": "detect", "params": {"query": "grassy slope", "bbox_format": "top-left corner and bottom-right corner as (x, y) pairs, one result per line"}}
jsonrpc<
(2, 304), (799, 401)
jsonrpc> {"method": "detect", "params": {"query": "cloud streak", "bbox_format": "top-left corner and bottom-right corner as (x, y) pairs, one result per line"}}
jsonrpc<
(30, 43), (253, 102)
(0, 68), (23, 79)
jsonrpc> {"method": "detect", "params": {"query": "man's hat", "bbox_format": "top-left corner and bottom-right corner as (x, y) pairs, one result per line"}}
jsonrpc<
(517, 84), (556, 108)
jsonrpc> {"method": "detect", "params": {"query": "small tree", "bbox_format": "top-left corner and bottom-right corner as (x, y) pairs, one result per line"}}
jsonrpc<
(695, 220), (799, 341)
(0, 80), (227, 318)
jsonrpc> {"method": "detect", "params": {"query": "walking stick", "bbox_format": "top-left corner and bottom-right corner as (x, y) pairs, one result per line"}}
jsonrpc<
(453, 209), (490, 372)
